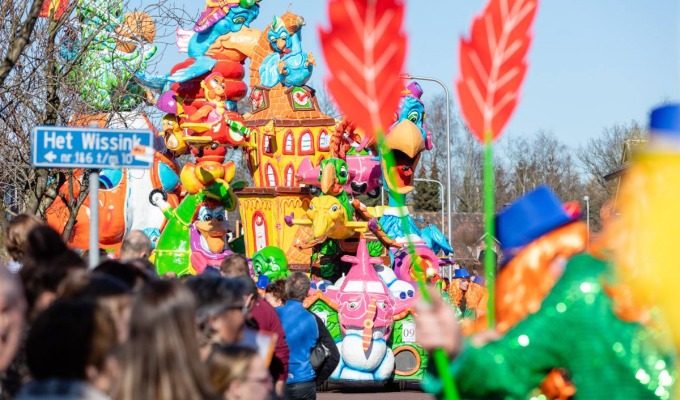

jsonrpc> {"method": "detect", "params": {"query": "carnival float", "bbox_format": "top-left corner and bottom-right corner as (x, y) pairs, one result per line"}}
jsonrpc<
(41, 0), (486, 389)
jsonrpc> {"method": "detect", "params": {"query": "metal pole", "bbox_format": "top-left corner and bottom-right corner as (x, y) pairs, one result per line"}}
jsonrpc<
(89, 170), (100, 269)
(415, 178), (445, 231)
(400, 74), (452, 242)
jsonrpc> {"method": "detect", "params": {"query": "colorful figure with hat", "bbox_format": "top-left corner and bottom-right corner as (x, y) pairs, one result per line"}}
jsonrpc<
(446, 268), (476, 321)
(615, 103), (680, 398)
(148, 177), (240, 276)
(415, 185), (675, 399)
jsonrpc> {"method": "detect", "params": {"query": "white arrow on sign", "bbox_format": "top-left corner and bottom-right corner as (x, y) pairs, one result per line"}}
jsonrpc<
(44, 151), (57, 163)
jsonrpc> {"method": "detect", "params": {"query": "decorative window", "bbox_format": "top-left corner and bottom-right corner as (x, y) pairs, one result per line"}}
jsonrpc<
(318, 130), (331, 151)
(263, 134), (274, 155)
(283, 131), (295, 155)
(299, 131), (314, 155)
(252, 211), (268, 251)
(266, 163), (278, 187)
(284, 164), (295, 187)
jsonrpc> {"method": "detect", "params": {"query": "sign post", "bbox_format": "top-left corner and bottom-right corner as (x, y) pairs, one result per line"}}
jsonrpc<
(31, 126), (154, 269)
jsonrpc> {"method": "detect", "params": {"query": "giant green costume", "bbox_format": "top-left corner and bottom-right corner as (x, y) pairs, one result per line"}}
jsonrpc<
(423, 254), (675, 399)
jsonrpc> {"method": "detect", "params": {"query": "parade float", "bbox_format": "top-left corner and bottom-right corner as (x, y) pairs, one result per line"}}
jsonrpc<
(129, 0), (452, 385)
(42, 0), (468, 389)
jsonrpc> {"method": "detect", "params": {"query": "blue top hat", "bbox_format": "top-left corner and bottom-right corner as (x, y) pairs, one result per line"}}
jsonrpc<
(497, 185), (579, 265)
(650, 104), (680, 135)
(471, 276), (485, 286)
(453, 268), (470, 279)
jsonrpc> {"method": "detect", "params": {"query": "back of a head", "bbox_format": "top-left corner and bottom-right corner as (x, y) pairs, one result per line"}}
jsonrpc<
(207, 345), (258, 394)
(94, 260), (148, 290)
(120, 230), (152, 260)
(233, 275), (258, 297)
(59, 272), (130, 301)
(4, 214), (43, 262)
(220, 254), (249, 277)
(120, 280), (214, 400)
(285, 272), (310, 302)
(185, 276), (245, 323)
(126, 257), (157, 276)
(26, 299), (117, 381)
(265, 280), (287, 303)
(19, 226), (86, 315)
(22, 225), (69, 263)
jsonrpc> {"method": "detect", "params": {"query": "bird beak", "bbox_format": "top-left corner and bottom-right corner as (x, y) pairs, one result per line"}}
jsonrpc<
(321, 163), (338, 195)
(382, 120), (425, 194)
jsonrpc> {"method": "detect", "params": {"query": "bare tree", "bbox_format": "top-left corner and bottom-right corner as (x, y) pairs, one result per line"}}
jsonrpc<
(0, 0), (189, 241)
(501, 131), (584, 204)
(577, 121), (646, 230)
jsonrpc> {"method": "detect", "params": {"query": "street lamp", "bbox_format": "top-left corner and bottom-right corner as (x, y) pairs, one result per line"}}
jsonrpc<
(583, 195), (590, 249)
(399, 74), (452, 242)
(415, 178), (445, 230)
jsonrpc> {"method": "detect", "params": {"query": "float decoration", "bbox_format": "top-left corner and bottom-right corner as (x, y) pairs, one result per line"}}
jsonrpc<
(62, 0), (158, 111)
(304, 238), (419, 381)
(150, 174), (240, 275)
(259, 15), (315, 88)
(456, 0), (538, 327)
(236, 11), (337, 269)
(319, 0), (457, 397)
(252, 245), (291, 283)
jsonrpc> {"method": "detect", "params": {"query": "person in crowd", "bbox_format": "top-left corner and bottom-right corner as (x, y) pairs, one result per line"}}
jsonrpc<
(231, 276), (289, 397)
(0, 266), (25, 387)
(207, 345), (272, 400)
(221, 258), (289, 398)
(447, 268), (475, 320)
(416, 186), (675, 399)
(15, 300), (118, 400)
(463, 276), (488, 319)
(185, 276), (250, 357)
(264, 280), (287, 308)
(220, 254), (249, 277)
(59, 272), (132, 343)
(118, 231), (152, 262)
(19, 226), (87, 320)
(93, 261), (150, 291)
(4, 214), (43, 274)
(124, 257), (157, 275)
(277, 272), (318, 400)
(115, 280), (216, 400)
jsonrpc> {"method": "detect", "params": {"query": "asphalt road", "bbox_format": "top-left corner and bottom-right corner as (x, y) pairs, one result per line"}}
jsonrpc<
(317, 383), (434, 400)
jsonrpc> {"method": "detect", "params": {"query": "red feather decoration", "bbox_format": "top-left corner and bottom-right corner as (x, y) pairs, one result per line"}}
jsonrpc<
(319, 0), (407, 135)
(457, 0), (538, 143)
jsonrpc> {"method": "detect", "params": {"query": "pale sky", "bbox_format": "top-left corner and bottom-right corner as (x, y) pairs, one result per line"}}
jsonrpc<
(143, 0), (680, 147)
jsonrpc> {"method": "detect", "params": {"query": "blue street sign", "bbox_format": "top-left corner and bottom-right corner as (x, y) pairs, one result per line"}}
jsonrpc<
(31, 126), (155, 169)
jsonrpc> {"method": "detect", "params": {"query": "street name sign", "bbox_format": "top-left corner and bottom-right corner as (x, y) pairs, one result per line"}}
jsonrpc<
(31, 126), (154, 169)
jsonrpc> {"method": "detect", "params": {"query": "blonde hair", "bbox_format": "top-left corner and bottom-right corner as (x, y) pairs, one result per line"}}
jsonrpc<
(207, 345), (258, 395)
(115, 281), (216, 400)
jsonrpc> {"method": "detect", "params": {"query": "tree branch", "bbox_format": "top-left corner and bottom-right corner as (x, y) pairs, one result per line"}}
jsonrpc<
(0, 0), (44, 87)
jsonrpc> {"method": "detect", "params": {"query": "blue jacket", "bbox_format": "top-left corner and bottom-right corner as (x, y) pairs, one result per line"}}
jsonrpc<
(276, 300), (318, 384)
